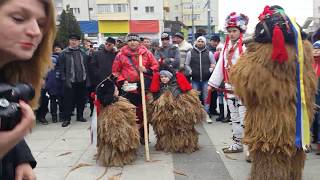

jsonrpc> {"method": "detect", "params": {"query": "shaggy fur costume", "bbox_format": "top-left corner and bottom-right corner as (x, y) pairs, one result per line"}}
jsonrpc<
(230, 41), (317, 180)
(150, 90), (206, 153)
(97, 97), (140, 166)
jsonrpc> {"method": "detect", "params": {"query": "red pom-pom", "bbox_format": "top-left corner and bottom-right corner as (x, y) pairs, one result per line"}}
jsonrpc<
(149, 72), (160, 93)
(271, 25), (288, 63)
(176, 72), (192, 92)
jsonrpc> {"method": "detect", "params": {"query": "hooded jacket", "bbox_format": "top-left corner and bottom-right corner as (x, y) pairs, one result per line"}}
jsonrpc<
(112, 45), (159, 84)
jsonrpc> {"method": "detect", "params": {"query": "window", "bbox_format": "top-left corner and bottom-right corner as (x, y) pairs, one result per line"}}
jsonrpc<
(183, 3), (192, 9)
(114, 4), (127, 13)
(71, 8), (80, 14)
(97, 4), (112, 13)
(175, 16), (179, 21)
(89, 8), (93, 11)
(145, 6), (154, 13)
(134, 6), (138, 11)
(194, 14), (200, 20)
(175, 5), (179, 10)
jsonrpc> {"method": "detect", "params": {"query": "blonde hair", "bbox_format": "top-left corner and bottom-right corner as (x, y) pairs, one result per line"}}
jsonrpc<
(1, 0), (56, 108)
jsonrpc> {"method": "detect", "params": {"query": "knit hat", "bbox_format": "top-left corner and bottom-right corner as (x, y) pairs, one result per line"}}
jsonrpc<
(96, 75), (118, 106)
(106, 37), (116, 44)
(196, 36), (207, 44)
(313, 41), (320, 49)
(225, 12), (249, 33)
(174, 32), (184, 39)
(126, 33), (140, 42)
(160, 70), (173, 79)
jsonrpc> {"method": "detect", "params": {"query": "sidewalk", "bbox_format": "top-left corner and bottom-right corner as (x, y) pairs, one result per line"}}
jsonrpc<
(25, 111), (320, 180)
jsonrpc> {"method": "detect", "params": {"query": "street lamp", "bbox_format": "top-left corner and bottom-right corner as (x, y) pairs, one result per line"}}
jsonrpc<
(191, 0), (195, 42)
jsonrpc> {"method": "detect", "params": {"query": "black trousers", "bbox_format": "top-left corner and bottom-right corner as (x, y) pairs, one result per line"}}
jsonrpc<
(209, 90), (218, 114)
(63, 81), (87, 121)
(36, 88), (49, 119)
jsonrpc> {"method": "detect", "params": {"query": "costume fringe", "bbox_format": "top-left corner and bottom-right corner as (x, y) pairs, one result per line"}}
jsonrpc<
(97, 97), (140, 166)
(151, 90), (206, 153)
(230, 41), (316, 179)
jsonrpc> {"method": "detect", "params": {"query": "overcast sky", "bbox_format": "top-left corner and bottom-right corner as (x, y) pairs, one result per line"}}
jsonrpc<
(218, 0), (313, 33)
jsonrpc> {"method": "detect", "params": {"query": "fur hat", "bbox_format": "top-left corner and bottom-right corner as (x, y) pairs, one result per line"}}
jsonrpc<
(96, 75), (118, 106)
(254, 5), (307, 63)
(126, 33), (140, 42)
(160, 70), (173, 79)
(225, 12), (249, 33)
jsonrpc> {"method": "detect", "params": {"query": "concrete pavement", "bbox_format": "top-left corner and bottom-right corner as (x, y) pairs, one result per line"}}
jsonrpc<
(25, 110), (320, 180)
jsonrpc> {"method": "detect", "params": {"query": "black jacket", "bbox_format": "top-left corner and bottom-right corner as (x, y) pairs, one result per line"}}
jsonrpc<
(189, 47), (212, 81)
(88, 48), (116, 87)
(0, 140), (36, 180)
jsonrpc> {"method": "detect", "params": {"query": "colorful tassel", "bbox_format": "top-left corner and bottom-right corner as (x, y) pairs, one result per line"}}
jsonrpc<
(149, 72), (160, 93)
(271, 25), (288, 63)
(176, 72), (192, 92)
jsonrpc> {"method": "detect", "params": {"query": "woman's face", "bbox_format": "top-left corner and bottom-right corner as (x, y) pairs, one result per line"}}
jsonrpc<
(0, 0), (47, 61)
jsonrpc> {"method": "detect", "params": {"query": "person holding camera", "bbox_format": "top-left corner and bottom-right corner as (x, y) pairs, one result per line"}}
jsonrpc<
(0, 0), (56, 179)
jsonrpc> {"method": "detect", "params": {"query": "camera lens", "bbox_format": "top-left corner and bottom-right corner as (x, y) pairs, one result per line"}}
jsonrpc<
(11, 84), (35, 102)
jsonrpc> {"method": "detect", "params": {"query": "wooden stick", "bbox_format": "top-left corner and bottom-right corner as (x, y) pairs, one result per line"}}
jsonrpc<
(139, 55), (150, 161)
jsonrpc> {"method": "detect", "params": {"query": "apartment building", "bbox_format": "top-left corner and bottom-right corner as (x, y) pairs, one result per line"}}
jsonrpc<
(164, 0), (219, 39)
(96, 0), (163, 40)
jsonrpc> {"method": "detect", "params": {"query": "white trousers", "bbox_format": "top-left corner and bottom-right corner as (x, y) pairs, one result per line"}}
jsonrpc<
(227, 98), (246, 142)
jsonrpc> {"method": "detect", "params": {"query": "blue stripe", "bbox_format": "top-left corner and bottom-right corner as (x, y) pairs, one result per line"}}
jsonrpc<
(288, 19), (302, 148)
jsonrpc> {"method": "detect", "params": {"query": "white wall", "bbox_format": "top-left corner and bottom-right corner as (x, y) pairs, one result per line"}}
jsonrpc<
(61, 0), (97, 21)
(130, 0), (164, 20)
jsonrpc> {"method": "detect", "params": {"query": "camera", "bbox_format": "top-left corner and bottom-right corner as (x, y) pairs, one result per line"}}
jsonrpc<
(0, 83), (35, 131)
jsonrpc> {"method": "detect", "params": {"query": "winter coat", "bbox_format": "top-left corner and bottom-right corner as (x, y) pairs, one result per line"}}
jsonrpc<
(0, 138), (36, 180)
(112, 45), (159, 84)
(154, 45), (180, 71)
(89, 48), (116, 87)
(185, 46), (215, 82)
(177, 40), (193, 68)
(59, 47), (91, 88)
(45, 54), (62, 96)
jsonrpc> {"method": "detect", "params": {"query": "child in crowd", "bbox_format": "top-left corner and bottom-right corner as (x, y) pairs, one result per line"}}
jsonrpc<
(95, 75), (140, 166)
(149, 70), (206, 153)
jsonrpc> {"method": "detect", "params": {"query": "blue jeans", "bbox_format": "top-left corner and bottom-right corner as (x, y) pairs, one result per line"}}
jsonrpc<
(192, 80), (209, 113)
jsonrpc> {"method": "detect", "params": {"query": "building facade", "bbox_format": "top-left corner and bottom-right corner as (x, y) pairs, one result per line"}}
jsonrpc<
(314, 0), (320, 28)
(96, 0), (163, 41)
(164, 0), (219, 39)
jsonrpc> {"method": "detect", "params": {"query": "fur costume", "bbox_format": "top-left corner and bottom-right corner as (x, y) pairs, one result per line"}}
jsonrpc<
(96, 77), (140, 166)
(229, 5), (317, 180)
(149, 72), (206, 153)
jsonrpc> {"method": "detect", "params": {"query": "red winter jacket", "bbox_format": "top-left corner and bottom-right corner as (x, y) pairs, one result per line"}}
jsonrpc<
(112, 45), (159, 83)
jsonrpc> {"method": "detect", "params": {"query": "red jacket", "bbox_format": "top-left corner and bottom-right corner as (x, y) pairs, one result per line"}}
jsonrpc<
(112, 45), (159, 83)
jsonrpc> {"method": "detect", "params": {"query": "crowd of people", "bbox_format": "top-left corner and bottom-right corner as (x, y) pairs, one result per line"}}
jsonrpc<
(1, 0), (320, 179)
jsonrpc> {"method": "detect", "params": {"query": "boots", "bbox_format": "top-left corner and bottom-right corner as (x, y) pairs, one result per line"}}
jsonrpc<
(76, 111), (87, 122)
(216, 104), (224, 121)
(52, 115), (58, 123)
(62, 119), (70, 127)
